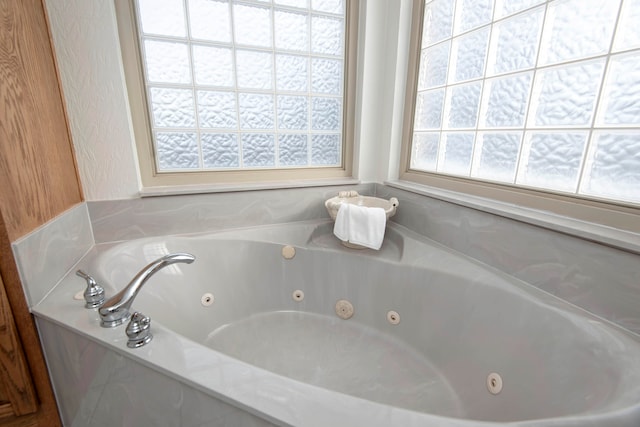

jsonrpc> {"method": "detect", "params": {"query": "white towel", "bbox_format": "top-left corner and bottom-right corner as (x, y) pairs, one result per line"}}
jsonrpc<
(333, 203), (387, 250)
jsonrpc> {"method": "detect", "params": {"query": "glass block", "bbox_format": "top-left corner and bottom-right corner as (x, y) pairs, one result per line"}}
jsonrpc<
(614, 0), (640, 51)
(410, 132), (440, 171)
(201, 133), (239, 168)
(312, 0), (343, 14)
(581, 132), (640, 203)
(238, 93), (275, 129)
(188, 0), (231, 42)
(495, 0), (544, 18)
(275, 0), (308, 8)
(454, 0), (493, 34)
(144, 40), (191, 84)
(414, 89), (445, 130)
(446, 82), (481, 129)
(452, 27), (489, 83)
(233, 4), (272, 48)
(417, 41), (450, 90)
(197, 91), (237, 128)
(236, 50), (273, 90)
(489, 7), (543, 75)
(277, 96), (308, 130)
(599, 53), (640, 125)
(311, 97), (341, 131)
(279, 134), (309, 166)
(155, 132), (199, 170)
(440, 133), (474, 176)
(518, 132), (587, 192)
(276, 54), (308, 92)
(192, 45), (233, 87)
(138, 0), (186, 37)
(312, 58), (343, 94)
(422, 0), (454, 47)
(539, 0), (619, 66)
(275, 10), (309, 52)
(311, 134), (341, 165)
(472, 132), (521, 183)
(241, 134), (275, 167)
(150, 88), (196, 127)
(482, 73), (532, 128)
(532, 60), (604, 127)
(311, 16), (344, 55)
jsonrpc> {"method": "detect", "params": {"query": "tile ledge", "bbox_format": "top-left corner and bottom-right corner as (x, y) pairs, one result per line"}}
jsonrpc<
(384, 180), (640, 255)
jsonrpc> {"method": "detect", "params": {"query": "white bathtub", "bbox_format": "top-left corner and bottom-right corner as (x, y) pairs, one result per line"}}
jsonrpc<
(33, 220), (640, 426)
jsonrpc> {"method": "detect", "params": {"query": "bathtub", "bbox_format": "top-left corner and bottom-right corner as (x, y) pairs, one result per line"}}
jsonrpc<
(33, 220), (640, 426)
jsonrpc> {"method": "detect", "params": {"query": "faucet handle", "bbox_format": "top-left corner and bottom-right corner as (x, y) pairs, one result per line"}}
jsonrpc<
(126, 312), (153, 348)
(76, 270), (105, 309)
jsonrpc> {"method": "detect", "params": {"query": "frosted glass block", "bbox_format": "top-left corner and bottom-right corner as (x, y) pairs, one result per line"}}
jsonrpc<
(614, 0), (640, 50)
(599, 54), (640, 125)
(311, 16), (344, 55)
(473, 133), (521, 182)
(275, 10), (309, 52)
(532, 60), (604, 127)
(276, 55), (308, 92)
(197, 91), (237, 128)
(233, 4), (272, 48)
(312, 0), (343, 14)
(414, 89), (445, 130)
(489, 7), (543, 75)
(446, 82), (481, 129)
(150, 88), (196, 127)
(311, 97), (341, 131)
(241, 134), (275, 167)
(279, 134), (309, 166)
(144, 40), (191, 84)
(452, 27), (489, 83)
(455, 0), (493, 33)
(417, 41), (450, 90)
(236, 50), (273, 90)
(192, 45), (233, 87)
(312, 58), (343, 94)
(277, 96), (308, 130)
(188, 0), (231, 42)
(155, 132), (199, 170)
(581, 132), (640, 202)
(495, 0), (544, 18)
(275, 0), (308, 7)
(311, 134), (341, 165)
(482, 73), (532, 128)
(539, 0), (619, 66)
(410, 132), (440, 171)
(422, 0), (454, 46)
(138, 0), (186, 37)
(518, 132), (587, 192)
(201, 133), (239, 168)
(238, 93), (275, 129)
(440, 133), (474, 176)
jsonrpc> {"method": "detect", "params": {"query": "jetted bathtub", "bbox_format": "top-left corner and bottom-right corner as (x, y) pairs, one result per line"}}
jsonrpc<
(33, 220), (640, 427)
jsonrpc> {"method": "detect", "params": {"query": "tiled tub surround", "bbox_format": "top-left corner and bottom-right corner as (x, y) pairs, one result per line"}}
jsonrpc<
(32, 221), (640, 426)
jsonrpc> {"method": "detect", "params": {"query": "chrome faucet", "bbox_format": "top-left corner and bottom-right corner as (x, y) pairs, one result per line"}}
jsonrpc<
(98, 253), (195, 328)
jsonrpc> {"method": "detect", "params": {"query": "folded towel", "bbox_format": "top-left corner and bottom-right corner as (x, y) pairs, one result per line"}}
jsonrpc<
(333, 203), (386, 250)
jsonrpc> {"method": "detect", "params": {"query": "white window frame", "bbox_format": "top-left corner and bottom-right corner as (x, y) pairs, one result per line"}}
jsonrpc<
(115, 0), (359, 192)
(399, 0), (640, 233)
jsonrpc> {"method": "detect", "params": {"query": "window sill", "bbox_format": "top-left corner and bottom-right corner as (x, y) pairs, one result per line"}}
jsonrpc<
(139, 177), (361, 197)
(385, 180), (640, 255)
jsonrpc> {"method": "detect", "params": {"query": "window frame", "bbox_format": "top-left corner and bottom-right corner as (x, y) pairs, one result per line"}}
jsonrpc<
(115, 0), (359, 190)
(399, 0), (640, 233)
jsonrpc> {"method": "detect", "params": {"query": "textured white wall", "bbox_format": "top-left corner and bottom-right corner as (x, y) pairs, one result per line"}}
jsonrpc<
(45, 0), (141, 200)
(44, 0), (409, 200)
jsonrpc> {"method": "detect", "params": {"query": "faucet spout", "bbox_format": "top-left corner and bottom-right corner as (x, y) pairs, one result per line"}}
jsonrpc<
(99, 253), (195, 328)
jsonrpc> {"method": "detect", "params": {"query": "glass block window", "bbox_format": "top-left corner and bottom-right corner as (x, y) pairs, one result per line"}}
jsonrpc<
(410, 0), (640, 206)
(135, 0), (346, 172)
